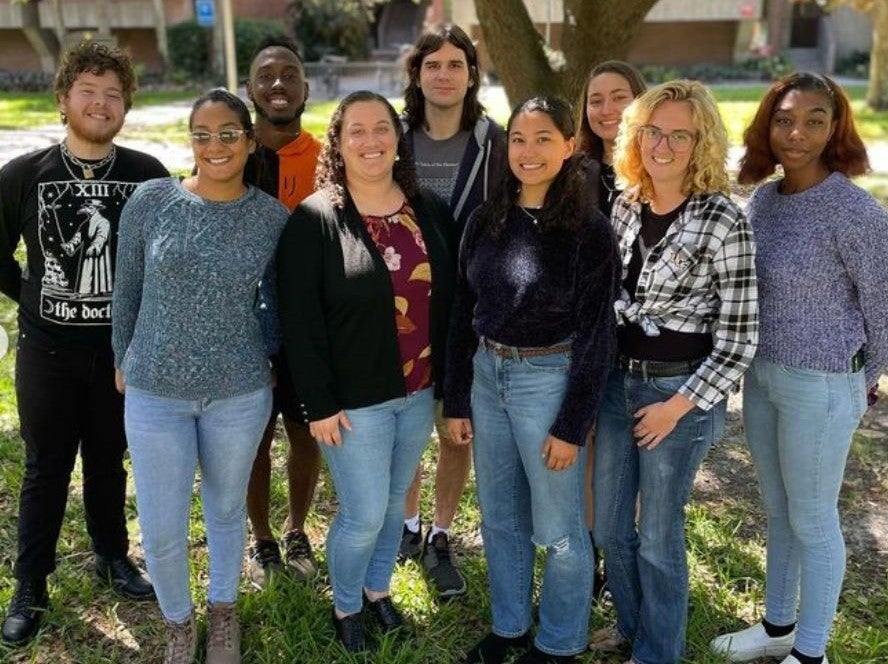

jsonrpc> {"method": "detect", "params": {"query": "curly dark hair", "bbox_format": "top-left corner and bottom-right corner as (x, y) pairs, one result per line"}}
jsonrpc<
(54, 41), (137, 121)
(315, 91), (419, 208)
(481, 96), (589, 240)
(738, 72), (869, 184)
(402, 23), (484, 132)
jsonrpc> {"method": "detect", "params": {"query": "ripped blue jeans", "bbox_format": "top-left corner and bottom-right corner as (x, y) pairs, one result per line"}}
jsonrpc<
(593, 369), (726, 664)
(471, 344), (592, 656)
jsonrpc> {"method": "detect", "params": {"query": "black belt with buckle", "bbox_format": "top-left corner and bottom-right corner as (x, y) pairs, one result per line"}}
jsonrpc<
(617, 354), (705, 379)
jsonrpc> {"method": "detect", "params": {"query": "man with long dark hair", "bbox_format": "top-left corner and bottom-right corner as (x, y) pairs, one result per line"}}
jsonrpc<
(399, 23), (505, 599)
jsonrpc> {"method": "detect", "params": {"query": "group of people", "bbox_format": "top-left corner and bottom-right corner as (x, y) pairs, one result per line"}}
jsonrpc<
(1, 21), (886, 664)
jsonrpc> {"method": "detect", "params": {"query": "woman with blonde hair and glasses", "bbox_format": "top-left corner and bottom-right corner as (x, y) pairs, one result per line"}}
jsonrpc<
(588, 80), (758, 664)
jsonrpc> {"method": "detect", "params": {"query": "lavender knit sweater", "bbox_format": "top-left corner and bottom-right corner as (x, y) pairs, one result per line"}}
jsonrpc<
(748, 172), (888, 387)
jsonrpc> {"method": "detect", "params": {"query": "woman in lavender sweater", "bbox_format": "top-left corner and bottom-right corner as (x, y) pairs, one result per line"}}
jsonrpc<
(711, 73), (888, 664)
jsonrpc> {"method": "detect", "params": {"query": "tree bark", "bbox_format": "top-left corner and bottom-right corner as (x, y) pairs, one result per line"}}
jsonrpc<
(867, 0), (888, 109)
(474, 0), (658, 107)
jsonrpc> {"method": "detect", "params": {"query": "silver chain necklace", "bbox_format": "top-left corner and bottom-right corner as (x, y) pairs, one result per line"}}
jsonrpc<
(519, 205), (541, 226)
(59, 141), (117, 180)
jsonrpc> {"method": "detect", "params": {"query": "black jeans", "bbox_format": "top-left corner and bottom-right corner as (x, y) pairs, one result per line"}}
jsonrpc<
(14, 333), (129, 581)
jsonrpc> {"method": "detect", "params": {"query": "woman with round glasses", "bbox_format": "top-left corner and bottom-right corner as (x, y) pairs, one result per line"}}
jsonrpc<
(112, 88), (288, 663)
(588, 80), (758, 664)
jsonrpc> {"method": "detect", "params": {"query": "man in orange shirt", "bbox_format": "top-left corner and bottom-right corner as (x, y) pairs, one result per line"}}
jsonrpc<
(244, 36), (322, 586)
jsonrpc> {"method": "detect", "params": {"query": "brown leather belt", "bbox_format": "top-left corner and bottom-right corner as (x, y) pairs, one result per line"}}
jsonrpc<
(480, 337), (572, 359)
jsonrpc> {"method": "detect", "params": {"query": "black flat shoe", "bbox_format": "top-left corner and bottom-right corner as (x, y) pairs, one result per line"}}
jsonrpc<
(95, 555), (155, 601)
(514, 645), (577, 663)
(363, 594), (404, 632)
(332, 608), (365, 652)
(1, 577), (48, 647)
(462, 630), (532, 664)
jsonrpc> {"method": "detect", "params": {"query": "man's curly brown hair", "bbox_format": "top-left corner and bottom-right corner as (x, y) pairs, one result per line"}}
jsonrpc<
(54, 41), (137, 122)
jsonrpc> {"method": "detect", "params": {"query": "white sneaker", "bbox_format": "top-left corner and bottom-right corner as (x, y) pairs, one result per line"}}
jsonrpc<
(779, 655), (829, 664)
(709, 622), (795, 662)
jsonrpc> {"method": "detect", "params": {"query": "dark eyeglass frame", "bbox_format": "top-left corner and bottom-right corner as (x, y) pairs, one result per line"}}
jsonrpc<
(189, 129), (248, 145)
(638, 125), (697, 153)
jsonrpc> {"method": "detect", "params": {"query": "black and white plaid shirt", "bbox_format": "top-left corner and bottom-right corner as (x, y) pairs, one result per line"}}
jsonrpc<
(611, 191), (759, 410)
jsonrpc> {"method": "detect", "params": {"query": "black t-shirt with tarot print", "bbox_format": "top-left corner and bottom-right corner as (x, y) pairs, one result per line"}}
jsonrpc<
(0, 144), (168, 350)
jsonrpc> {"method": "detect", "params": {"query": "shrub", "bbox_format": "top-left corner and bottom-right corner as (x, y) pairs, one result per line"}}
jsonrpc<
(287, 0), (371, 61)
(168, 18), (289, 81)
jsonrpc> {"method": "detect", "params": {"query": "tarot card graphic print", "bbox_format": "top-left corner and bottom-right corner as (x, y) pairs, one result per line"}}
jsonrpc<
(37, 179), (138, 326)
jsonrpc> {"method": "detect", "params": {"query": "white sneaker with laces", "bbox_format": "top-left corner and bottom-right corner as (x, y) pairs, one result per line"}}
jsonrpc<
(710, 622), (795, 662)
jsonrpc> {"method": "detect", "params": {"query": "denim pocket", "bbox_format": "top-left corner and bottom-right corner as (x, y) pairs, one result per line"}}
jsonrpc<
(521, 351), (571, 372)
(648, 373), (689, 396)
(778, 363), (828, 380)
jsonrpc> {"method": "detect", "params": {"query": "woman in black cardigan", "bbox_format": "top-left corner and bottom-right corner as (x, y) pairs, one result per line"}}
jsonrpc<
(276, 91), (454, 653)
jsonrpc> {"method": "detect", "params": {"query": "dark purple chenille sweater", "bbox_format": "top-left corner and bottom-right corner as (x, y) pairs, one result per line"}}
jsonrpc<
(442, 204), (620, 445)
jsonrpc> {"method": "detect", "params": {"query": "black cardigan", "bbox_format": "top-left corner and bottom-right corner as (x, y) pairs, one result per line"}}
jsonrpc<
(277, 187), (455, 422)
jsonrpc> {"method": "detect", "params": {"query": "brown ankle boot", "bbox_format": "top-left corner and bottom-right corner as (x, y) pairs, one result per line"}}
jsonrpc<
(162, 612), (196, 664)
(206, 602), (240, 664)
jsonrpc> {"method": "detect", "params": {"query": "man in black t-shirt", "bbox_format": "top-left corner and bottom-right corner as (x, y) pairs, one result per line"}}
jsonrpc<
(0, 42), (168, 648)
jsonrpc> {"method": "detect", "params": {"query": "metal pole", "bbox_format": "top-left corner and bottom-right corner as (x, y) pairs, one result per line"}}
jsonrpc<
(220, 0), (237, 92)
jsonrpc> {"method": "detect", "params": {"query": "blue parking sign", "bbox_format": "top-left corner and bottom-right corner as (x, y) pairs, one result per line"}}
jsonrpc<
(195, 0), (215, 27)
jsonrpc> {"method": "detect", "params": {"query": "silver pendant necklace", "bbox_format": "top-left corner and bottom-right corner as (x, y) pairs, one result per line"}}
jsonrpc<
(59, 141), (117, 180)
(519, 205), (540, 226)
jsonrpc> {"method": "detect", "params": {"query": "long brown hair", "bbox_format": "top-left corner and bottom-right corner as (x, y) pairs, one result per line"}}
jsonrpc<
(575, 60), (647, 160)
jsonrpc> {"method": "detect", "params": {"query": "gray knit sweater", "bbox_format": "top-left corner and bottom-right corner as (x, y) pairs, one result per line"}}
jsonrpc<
(748, 172), (888, 387)
(112, 177), (288, 400)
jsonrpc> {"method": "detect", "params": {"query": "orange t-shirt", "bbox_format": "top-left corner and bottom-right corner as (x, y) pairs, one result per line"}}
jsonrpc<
(276, 131), (322, 211)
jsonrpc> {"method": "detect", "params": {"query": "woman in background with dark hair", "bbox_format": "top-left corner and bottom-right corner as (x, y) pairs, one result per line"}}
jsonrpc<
(445, 96), (618, 664)
(711, 73), (888, 664)
(576, 60), (647, 217)
(112, 88), (288, 664)
(276, 91), (454, 653)
(574, 60), (647, 600)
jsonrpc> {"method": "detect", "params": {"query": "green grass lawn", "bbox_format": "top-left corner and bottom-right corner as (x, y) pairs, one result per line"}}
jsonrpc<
(1, 86), (887, 663)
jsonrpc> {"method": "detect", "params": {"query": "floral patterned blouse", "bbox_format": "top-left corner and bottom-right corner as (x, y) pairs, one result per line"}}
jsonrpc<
(363, 202), (432, 393)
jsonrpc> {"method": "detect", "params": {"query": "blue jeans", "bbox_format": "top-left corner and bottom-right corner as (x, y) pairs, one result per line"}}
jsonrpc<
(471, 346), (591, 657)
(125, 386), (272, 623)
(593, 369), (726, 664)
(319, 387), (434, 615)
(743, 357), (866, 657)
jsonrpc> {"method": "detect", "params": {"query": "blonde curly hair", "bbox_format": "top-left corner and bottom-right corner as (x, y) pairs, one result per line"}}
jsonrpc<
(613, 79), (729, 202)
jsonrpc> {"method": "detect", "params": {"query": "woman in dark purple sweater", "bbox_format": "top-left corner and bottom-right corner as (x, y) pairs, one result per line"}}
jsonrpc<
(444, 97), (619, 664)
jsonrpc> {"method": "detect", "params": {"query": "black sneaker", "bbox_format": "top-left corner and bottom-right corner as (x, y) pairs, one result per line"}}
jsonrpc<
(1, 577), (48, 647)
(422, 531), (467, 599)
(246, 539), (283, 588)
(397, 523), (423, 562)
(281, 529), (318, 581)
(95, 555), (155, 600)
(363, 594), (404, 633)
(331, 608), (365, 653)
(462, 631), (531, 664)
(514, 645), (577, 663)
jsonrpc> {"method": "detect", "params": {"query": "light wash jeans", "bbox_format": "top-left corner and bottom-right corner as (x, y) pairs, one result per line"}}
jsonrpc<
(319, 387), (434, 615)
(593, 369), (726, 664)
(471, 345), (592, 657)
(743, 357), (866, 657)
(125, 385), (272, 623)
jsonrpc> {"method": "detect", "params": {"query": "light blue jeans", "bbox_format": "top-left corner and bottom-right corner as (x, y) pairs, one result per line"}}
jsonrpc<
(319, 387), (434, 615)
(471, 345), (592, 657)
(743, 357), (866, 657)
(125, 385), (272, 623)
(594, 369), (726, 664)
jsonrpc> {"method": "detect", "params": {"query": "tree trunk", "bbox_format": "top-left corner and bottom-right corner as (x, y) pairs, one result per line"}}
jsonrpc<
(474, 0), (658, 107)
(867, 0), (888, 109)
(152, 0), (170, 72)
